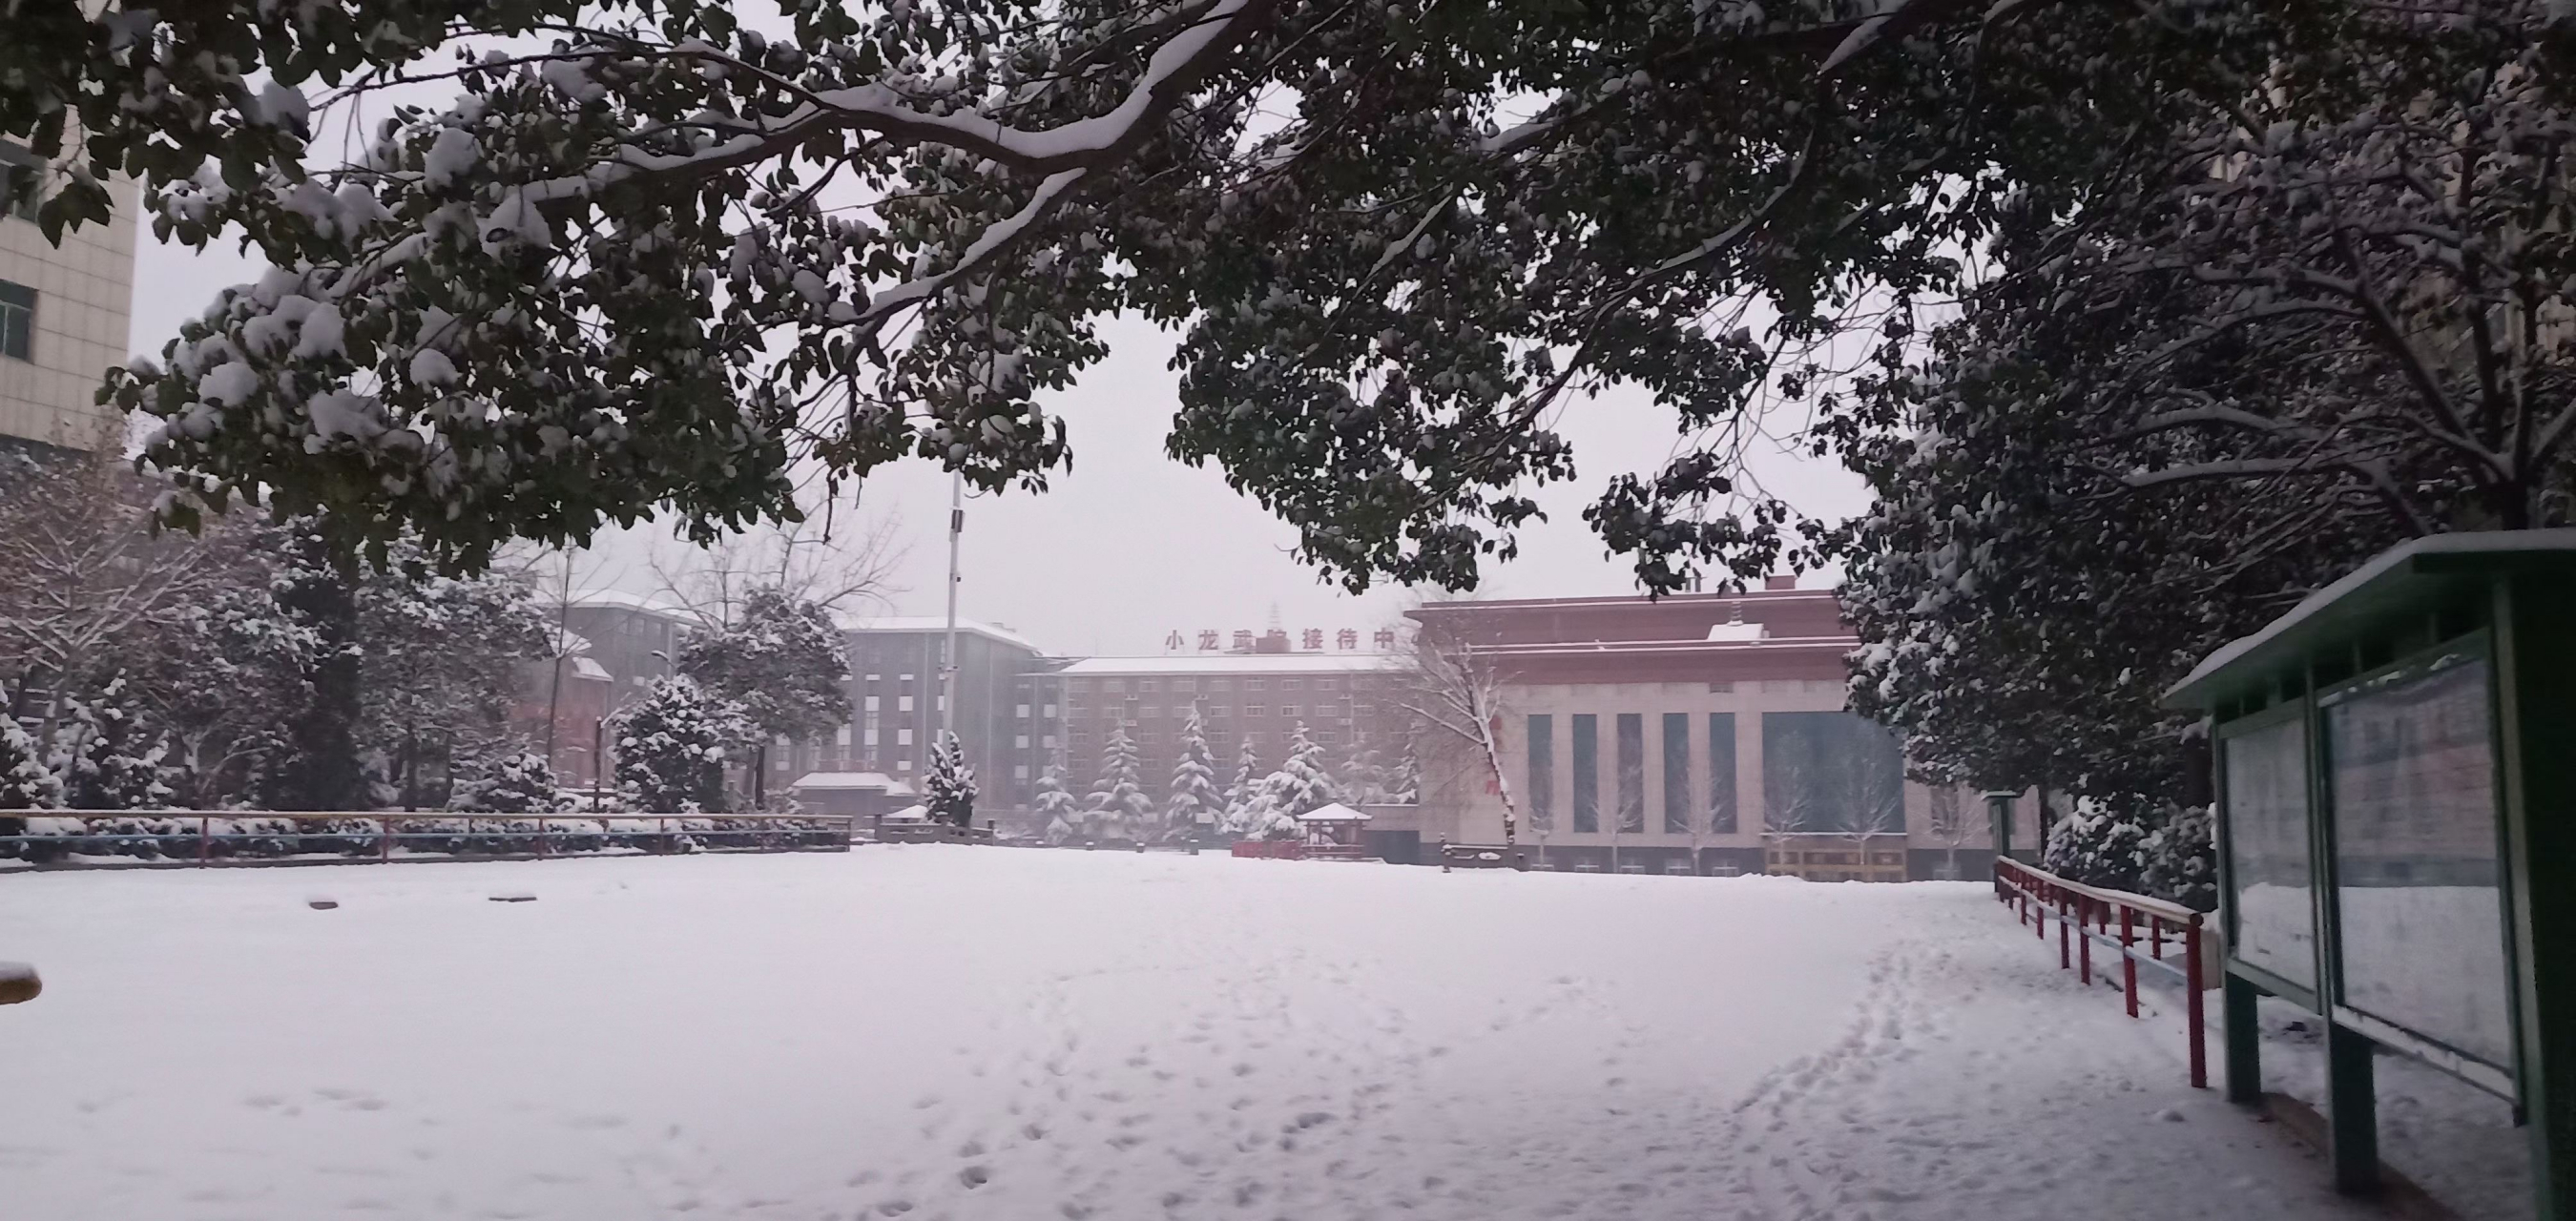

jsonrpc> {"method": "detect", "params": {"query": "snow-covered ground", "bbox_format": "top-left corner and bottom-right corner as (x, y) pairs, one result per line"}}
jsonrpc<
(1, 849), (2391, 1221)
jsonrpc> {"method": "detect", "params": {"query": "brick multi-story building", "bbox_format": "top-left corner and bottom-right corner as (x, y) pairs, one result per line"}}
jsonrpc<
(761, 616), (1055, 805)
(1401, 581), (1994, 880)
(1050, 646), (1412, 806)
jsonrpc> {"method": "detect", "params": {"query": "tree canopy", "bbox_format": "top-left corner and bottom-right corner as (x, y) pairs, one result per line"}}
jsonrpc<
(19, 0), (2497, 590)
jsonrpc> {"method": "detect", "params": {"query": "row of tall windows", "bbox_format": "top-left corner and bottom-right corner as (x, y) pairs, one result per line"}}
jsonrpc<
(1527, 711), (1895, 834)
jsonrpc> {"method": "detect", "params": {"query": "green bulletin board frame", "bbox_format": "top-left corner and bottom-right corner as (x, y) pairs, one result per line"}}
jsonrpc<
(2168, 529), (2576, 1217)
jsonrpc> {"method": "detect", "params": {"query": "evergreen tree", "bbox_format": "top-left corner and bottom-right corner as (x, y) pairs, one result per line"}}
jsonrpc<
(0, 693), (61, 810)
(1164, 707), (1222, 842)
(1033, 758), (1080, 845)
(450, 751), (569, 814)
(676, 585), (852, 745)
(1337, 739), (1389, 806)
(54, 678), (173, 811)
(1272, 722), (1340, 817)
(1084, 723), (1150, 841)
(609, 675), (753, 813)
(1386, 746), (1421, 805)
(1219, 737), (1264, 838)
(924, 731), (978, 829)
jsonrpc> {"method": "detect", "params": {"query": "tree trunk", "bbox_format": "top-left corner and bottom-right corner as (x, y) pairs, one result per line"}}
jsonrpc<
(273, 547), (364, 812)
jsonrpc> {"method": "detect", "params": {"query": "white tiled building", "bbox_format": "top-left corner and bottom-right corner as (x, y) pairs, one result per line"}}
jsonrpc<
(0, 136), (138, 454)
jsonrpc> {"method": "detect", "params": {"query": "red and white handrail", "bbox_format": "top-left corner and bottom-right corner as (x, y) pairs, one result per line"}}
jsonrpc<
(1994, 857), (2209, 1089)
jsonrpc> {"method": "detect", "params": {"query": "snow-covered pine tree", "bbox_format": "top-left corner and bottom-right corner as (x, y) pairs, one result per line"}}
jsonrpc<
(924, 732), (978, 830)
(608, 676), (754, 814)
(451, 751), (569, 814)
(1033, 758), (1080, 845)
(0, 694), (61, 810)
(1337, 739), (1388, 806)
(1164, 707), (1222, 842)
(1219, 737), (1264, 838)
(1386, 746), (1421, 805)
(54, 677), (175, 811)
(1273, 722), (1340, 817)
(1084, 723), (1150, 842)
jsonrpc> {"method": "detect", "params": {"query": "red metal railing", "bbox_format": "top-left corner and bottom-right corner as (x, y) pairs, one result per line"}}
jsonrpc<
(0, 811), (853, 869)
(1231, 840), (1304, 859)
(1995, 857), (2209, 1089)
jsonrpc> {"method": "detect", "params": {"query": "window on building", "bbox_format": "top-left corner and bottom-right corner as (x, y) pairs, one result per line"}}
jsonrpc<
(1210, 679), (1231, 692)
(864, 673), (881, 683)
(1280, 679), (1301, 691)
(1141, 733), (1159, 746)
(1279, 705), (1299, 718)
(1316, 678), (1337, 691)
(1315, 702), (1339, 716)
(1355, 703), (1376, 716)
(1570, 714), (1599, 834)
(836, 725), (852, 746)
(1016, 703), (1030, 718)
(897, 759), (912, 773)
(1072, 732), (1092, 747)
(1014, 764), (1028, 780)
(1069, 679), (1091, 693)
(1761, 712), (1903, 834)
(1662, 713), (1692, 834)
(1137, 680), (1157, 693)
(0, 279), (32, 362)
(0, 140), (39, 221)
(1140, 706), (1160, 718)
(1245, 704), (1266, 717)
(1243, 679), (1264, 691)
(898, 673), (914, 683)
(1317, 730), (1337, 745)
(864, 694), (881, 712)
(1014, 735), (1029, 749)
(1042, 703), (1057, 718)
(1615, 714), (1645, 834)
(898, 694), (915, 713)
(1041, 735), (1056, 749)
(1174, 679), (1195, 693)
(897, 728), (914, 746)
(1709, 714), (1738, 834)
(1105, 678), (1125, 693)
(1209, 705), (1229, 718)
(1527, 714), (1555, 834)
(863, 727), (880, 747)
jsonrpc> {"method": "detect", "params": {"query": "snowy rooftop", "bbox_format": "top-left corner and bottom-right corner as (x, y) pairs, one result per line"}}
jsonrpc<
(833, 614), (1049, 654)
(555, 588), (695, 620)
(1295, 802), (1371, 823)
(789, 772), (914, 795)
(1056, 652), (1403, 676)
(2166, 528), (2576, 709)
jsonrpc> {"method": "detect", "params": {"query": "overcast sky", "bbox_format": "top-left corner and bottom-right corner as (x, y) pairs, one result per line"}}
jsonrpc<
(131, 238), (1869, 657)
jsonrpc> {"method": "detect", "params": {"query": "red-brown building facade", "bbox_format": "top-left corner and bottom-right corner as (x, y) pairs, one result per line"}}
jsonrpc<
(1399, 582), (1994, 880)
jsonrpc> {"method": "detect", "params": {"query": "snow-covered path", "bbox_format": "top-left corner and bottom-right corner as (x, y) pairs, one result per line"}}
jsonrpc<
(0, 849), (2375, 1220)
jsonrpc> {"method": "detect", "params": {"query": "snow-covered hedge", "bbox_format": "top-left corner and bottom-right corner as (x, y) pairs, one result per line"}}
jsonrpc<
(0, 814), (845, 863)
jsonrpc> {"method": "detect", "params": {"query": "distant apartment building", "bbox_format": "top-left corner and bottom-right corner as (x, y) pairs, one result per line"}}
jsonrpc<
(764, 617), (1054, 806)
(0, 137), (136, 455)
(1051, 638), (1412, 806)
(1403, 582), (1992, 881)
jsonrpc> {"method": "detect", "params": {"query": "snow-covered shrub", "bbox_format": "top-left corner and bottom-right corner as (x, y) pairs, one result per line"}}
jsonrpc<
(451, 751), (571, 814)
(0, 702), (63, 812)
(2140, 803), (2218, 913)
(608, 676), (753, 813)
(2042, 796), (2150, 893)
(52, 680), (175, 811)
(1033, 764), (1078, 844)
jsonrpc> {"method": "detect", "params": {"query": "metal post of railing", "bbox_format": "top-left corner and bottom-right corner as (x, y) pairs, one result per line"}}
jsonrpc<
(2058, 888), (2072, 970)
(198, 815), (211, 866)
(535, 815), (548, 859)
(2185, 911), (2209, 1089)
(2077, 896), (2093, 984)
(2150, 914), (2165, 961)
(381, 815), (393, 862)
(2121, 904), (2140, 1019)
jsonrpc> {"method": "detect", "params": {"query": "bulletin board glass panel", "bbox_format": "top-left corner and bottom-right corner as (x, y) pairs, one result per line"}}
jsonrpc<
(2326, 654), (2514, 1070)
(2223, 715), (2316, 990)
